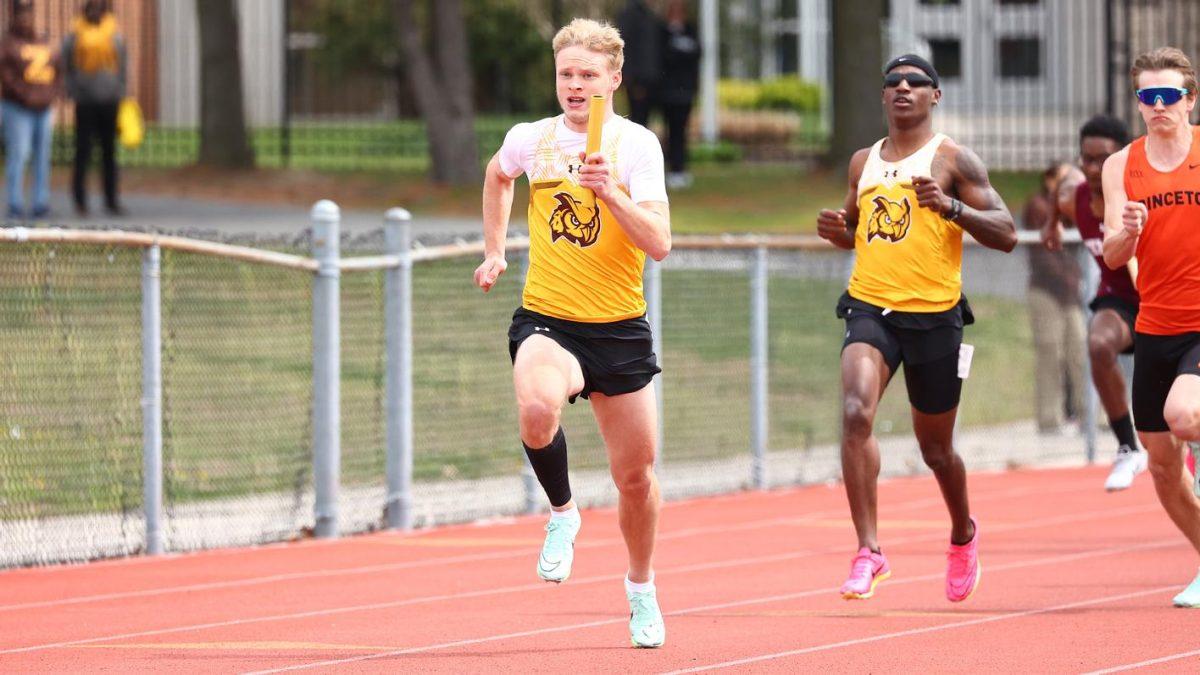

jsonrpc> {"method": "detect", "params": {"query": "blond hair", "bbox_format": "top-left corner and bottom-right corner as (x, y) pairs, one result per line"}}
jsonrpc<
(1131, 47), (1198, 95)
(552, 18), (625, 73)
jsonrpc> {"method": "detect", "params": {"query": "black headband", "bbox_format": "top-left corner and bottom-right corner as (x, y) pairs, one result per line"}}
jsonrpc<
(884, 54), (940, 89)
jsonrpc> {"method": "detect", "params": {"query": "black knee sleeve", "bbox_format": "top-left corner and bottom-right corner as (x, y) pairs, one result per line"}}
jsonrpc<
(524, 427), (571, 507)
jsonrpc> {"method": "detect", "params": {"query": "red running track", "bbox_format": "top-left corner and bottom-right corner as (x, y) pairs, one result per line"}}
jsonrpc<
(2, 465), (1199, 673)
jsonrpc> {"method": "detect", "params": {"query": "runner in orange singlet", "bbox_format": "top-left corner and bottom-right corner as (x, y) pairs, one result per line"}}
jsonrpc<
(1101, 47), (1200, 607)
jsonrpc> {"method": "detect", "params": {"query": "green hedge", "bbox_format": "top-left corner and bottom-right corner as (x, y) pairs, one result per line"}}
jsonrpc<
(719, 76), (823, 113)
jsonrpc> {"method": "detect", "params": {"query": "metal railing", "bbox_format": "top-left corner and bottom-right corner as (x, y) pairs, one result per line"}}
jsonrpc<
(0, 208), (1098, 567)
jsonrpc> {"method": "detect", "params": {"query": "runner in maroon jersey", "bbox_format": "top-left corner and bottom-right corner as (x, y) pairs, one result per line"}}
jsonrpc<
(1043, 114), (1147, 491)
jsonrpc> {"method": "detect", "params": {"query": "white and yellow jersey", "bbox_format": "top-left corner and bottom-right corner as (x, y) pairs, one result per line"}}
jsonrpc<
(498, 115), (667, 322)
(847, 133), (963, 312)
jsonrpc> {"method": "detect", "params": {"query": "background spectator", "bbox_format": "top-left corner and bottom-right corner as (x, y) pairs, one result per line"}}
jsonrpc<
(63, 0), (126, 216)
(0, 0), (59, 220)
(1025, 162), (1087, 434)
(616, 0), (661, 128)
(660, 0), (700, 189)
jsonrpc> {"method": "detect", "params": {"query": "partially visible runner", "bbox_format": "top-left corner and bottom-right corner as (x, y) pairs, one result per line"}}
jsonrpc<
(1044, 114), (1148, 491)
(817, 54), (1016, 603)
(1100, 47), (1200, 607)
(475, 18), (671, 646)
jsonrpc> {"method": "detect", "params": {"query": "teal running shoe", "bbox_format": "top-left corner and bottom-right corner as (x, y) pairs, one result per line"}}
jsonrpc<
(627, 588), (666, 648)
(536, 516), (580, 583)
(1173, 568), (1200, 608)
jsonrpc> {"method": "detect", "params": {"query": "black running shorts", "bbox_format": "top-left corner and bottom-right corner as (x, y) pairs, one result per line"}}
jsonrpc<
(837, 292), (975, 415)
(508, 307), (661, 403)
(1132, 331), (1200, 432)
(1089, 294), (1138, 355)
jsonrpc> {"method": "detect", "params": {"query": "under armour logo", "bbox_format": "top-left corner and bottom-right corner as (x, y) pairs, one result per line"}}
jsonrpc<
(886, 169), (900, 178)
(534, 326), (550, 332)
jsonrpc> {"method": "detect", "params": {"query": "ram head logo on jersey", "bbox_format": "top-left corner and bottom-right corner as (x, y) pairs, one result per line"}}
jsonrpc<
(866, 195), (912, 243)
(548, 192), (602, 247)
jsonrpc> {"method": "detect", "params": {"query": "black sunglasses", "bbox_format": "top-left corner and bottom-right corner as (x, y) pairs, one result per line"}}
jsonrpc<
(883, 72), (935, 89)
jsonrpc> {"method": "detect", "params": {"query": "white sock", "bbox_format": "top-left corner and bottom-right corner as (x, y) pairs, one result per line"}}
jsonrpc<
(549, 505), (580, 523)
(625, 573), (655, 594)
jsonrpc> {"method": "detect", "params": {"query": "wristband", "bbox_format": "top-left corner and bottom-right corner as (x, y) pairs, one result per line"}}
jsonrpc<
(945, 198), (964, 221)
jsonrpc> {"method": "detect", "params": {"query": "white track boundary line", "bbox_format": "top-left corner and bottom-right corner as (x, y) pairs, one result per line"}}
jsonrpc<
(1082, 648), (1200, 674)
(242, 537), (1183, 674)
(0, 500), (1162, 657)
(661, 585), (1179, 674)
(0, 480), (1082, 613)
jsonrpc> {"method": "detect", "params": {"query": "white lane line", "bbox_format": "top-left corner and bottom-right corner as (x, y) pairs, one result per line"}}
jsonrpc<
(239, 536), (1183, 674)
(661, 586), (1178, 674)
(0, 500), (1163, 658)
(1082, 648), (1200, 674)
(0, 480), (1082, 613)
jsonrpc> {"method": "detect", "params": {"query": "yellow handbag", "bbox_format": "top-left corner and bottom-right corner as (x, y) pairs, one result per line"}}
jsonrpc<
(117, 97), (143, 149)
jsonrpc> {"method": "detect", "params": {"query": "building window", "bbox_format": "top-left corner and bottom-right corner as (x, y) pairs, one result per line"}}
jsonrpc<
(928, 38), (962, 79)
(997, 37), (1041, 78)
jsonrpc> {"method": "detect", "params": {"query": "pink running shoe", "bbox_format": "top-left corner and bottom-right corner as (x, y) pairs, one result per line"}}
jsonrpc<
(946, 518), (981, 602)
(840, 547), (891, 600)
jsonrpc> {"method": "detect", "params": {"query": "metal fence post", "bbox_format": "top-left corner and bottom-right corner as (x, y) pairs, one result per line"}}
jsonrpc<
(384, 208), (414, 529)
(520, 248), (540, 513)
(750, 246), (769, 489)
(699, 0), (719, 144)
(311, 200), (341, 538)
(141, 244), (163, 555)
(1077, 242), (1099, 463)
(645, 257), (664, 468)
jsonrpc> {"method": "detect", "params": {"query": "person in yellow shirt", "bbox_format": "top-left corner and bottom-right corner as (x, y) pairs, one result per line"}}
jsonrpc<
(62, 0), (126, 216)
(474, 18), (671, 648)
(817, 54), (1016, 604)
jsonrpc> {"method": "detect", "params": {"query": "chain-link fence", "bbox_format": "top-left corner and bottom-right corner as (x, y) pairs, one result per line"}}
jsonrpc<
(0, 206), (1101, 567)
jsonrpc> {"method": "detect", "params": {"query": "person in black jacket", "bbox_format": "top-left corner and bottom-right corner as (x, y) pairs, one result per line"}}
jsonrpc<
(659, 0), (700, 188)
(616, 0), (661, 127)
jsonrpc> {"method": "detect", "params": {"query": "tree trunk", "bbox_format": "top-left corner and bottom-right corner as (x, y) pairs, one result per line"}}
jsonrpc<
(196, 0), (254, 168)
(828, 0), (885, 169)
(394, 0), (479, 185)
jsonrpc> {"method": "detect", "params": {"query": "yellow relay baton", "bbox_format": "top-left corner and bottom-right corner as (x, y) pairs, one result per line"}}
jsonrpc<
(582, 94), (605, 210)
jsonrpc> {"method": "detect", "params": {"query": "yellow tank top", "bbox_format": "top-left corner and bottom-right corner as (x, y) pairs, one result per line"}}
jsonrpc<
(523, 117), (646, 322)
(72, 14), (118, 74)
(847, 133), (963, 312)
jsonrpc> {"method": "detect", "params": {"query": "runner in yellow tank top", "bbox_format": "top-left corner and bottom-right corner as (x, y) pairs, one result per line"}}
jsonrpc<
(816, 54), (1016, 604)
(521, 114), (649, 321)
(473, 18), (671, 648)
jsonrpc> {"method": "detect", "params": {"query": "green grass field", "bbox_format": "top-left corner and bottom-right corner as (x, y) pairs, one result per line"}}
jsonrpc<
(60, 119), (528, 172)
(0, 245), (1034, 519)
(107, 116), (1041, 236)
(361, 163), (1038, 234)
(7, 117), (1043, 522)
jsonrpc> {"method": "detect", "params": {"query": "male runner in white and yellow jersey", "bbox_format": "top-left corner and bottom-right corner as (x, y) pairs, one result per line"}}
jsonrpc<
(474, 18), (671, 648)
(817, 54), (1016, 604)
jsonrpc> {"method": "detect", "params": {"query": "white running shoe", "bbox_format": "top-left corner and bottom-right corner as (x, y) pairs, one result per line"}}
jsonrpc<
(536, 516), (580, 583)
(1104, 445), (1148, 492)
(627, 588), (666, 648)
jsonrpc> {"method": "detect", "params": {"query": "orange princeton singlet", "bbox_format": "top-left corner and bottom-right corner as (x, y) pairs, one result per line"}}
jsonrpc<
(1123, 126), (1200, 334)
